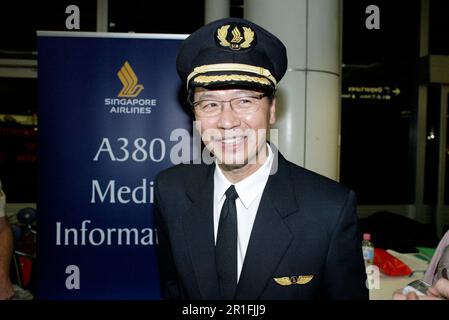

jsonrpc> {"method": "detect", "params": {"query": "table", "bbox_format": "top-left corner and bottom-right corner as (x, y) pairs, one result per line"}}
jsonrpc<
(368, 250), (429, 300)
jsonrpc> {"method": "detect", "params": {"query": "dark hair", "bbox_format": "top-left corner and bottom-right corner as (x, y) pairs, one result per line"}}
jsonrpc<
(266, 92), (275, 105)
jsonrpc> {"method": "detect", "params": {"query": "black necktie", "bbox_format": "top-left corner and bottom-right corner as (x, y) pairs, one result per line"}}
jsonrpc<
(216, 185), (239, 299)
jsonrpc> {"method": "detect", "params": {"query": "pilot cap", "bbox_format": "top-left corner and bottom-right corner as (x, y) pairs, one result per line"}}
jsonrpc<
(176, 17), (288, 93)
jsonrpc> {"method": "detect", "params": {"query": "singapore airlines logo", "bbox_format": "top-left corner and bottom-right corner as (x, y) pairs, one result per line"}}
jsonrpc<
(104, 61), (156, 114)
(117, 61), (144, 97)
(216, 24), (255, 51)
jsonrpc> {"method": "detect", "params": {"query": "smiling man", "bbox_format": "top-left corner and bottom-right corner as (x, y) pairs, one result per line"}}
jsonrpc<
(193, 86), (274, 181)
(154, 17), (368, 300)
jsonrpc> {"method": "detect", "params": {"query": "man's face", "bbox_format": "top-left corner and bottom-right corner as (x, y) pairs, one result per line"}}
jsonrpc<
(193, 87), (276, 169)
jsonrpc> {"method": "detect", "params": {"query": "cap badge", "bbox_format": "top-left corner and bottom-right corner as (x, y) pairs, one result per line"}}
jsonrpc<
(216, 24), (255, 51)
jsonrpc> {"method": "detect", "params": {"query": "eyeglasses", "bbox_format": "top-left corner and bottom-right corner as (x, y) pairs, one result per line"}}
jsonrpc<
(191, 93), (268, 117)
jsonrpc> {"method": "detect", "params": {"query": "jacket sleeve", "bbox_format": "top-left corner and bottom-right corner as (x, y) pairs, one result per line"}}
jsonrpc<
(154, 176), (181, 300)
(320, 190), (369, 300)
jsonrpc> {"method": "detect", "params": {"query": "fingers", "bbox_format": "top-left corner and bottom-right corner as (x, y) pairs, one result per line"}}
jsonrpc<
(392, 288), (408, 300)
(392, 288), (437, 300)
(392, 291), (406, 300)
(431, 278), (449, 299)
(405, 292), (418, 300)
(427, 286), (440, 297)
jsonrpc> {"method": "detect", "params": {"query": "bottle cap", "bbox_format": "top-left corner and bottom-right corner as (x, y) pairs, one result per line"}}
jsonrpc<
(363, 233), (371, 241)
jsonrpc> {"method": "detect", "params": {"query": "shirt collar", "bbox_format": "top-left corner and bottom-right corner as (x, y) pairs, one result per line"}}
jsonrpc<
(214, 145), (274, 209)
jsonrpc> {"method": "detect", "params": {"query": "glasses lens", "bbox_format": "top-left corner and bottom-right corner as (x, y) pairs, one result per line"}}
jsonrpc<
(195, 100), (221, 116)
(231, 96), (261, 114)
(194, 95), (264, 117)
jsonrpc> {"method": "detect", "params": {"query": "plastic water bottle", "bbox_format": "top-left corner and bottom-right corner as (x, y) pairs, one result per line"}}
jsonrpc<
(362, 233), (375, 267)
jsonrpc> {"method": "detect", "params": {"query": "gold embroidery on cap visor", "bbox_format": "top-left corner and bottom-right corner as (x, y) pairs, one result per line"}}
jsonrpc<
(193, 74), (271, 86)
(186, 63), (277, 89)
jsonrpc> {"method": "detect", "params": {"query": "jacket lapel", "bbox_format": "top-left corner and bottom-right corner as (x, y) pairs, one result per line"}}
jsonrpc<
(235, 154), (298, 299)
(182, 164), (221, 299)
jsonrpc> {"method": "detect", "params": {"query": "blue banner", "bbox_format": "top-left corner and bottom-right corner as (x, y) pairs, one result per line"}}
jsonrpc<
(37, 32), (190, 299)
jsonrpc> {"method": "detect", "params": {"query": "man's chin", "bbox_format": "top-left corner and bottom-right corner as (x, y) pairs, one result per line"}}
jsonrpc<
(214, 153), (248, 169)
(218, 162), (248, 171)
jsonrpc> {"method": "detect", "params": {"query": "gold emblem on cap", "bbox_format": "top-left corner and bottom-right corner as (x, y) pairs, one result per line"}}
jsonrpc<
(231, 27), (243, 43)
(273, 275), (314, 286)
(217, 25), (255, 51)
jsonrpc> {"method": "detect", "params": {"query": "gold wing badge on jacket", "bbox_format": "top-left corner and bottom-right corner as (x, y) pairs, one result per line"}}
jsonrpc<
(273, 275), (314, 286)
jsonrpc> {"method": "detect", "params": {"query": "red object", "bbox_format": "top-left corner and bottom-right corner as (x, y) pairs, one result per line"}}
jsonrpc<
(18, 256), (33, 287)
(373, 248), (412, 276)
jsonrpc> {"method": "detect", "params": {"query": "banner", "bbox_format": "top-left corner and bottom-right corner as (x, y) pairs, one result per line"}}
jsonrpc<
(37, 32), (190, 299)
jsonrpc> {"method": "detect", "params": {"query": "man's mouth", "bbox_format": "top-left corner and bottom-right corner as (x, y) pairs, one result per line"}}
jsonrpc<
(212, 136), (248, 153)
(220, 136), (245, 145)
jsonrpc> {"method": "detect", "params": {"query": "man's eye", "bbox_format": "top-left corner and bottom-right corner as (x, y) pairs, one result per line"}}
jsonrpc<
(203, 102), (220, 109)
(237, 98), (254, 105)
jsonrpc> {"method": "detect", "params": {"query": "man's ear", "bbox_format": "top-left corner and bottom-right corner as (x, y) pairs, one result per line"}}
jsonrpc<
(269, 97), (276, 125)
(194, 119), (202, 133)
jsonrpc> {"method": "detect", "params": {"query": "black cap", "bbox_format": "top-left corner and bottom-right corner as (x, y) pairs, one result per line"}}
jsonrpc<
(176, 17), (288, 93)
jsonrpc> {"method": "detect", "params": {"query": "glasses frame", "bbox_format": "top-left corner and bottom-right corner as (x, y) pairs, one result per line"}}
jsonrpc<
(191, 93), (268, 117)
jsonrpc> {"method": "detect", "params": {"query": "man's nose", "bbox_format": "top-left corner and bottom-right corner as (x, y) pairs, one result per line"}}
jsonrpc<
(217, 103), (240, 129)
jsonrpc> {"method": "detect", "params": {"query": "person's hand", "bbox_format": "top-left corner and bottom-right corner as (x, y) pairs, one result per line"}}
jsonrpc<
(0, 189), (6, 216)
(0, 272), (14, 300)
(426, 278), (449, 299)
(0, 187), (13, 300)
(393, 278), (449, 300)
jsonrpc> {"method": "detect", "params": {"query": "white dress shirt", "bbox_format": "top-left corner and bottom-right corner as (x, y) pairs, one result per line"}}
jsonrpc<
(213, 145), (274, 281)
